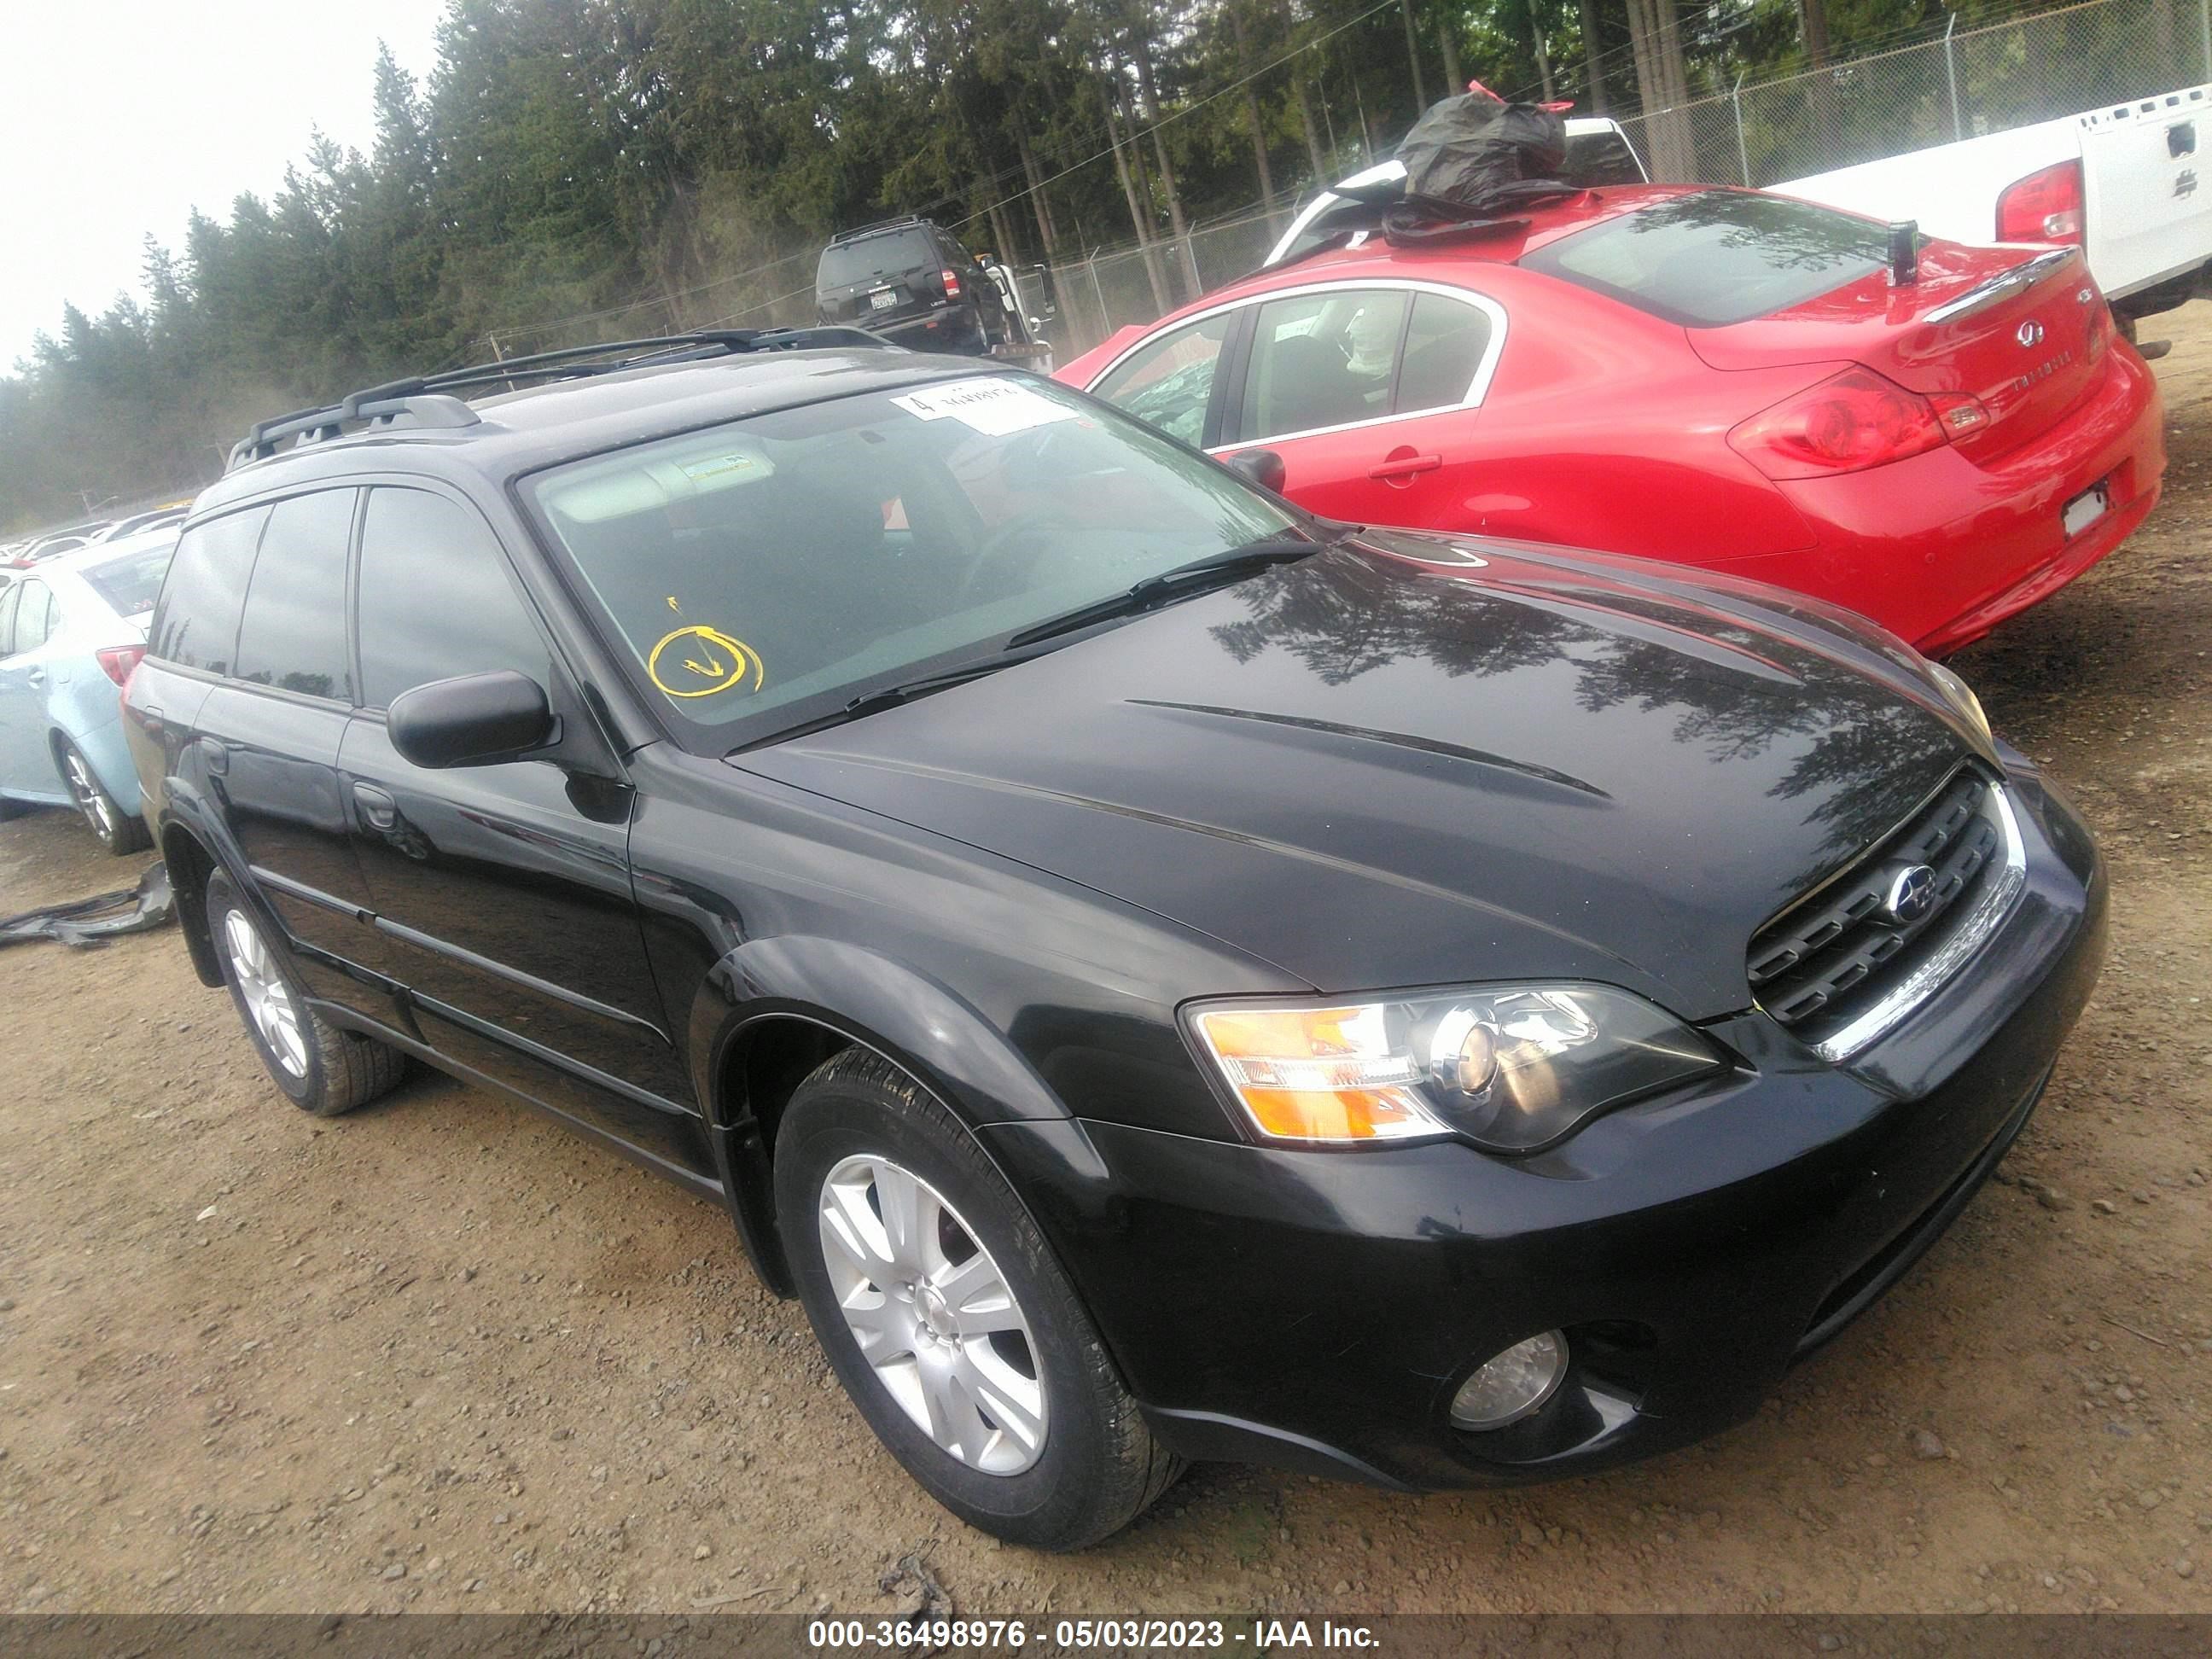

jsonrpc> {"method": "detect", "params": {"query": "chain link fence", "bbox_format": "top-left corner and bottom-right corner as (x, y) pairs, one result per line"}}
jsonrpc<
(1045, 204), (1295, 356)
(1033, 0), (2211, 358)
(680, 0), (2207, 365)
(1616, 0), (2211, 188)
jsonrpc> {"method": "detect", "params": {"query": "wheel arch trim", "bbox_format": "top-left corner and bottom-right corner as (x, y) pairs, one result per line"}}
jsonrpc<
(151, 783), (271, 989)
(688, 937), (1083, 1297)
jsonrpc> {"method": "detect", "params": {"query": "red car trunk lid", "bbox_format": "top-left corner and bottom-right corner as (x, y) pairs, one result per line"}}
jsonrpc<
(1691, 240), (2103, 458)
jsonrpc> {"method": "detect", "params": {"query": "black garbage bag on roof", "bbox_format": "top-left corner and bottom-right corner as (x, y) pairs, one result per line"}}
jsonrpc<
(1396, 93), (1569, 210)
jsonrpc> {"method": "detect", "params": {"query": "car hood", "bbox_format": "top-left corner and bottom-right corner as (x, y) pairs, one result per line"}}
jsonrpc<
(736, 535), (1975, 1020)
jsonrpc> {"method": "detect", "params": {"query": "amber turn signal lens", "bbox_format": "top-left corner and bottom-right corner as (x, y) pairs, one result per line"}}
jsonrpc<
(1192, 1005), (1442, 1144)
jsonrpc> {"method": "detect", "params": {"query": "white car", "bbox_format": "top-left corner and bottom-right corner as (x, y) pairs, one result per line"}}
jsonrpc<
(1777, 82), (2212, 334)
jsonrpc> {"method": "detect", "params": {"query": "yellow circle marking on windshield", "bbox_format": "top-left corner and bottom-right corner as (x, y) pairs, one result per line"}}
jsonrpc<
(648, 625), (764, 699)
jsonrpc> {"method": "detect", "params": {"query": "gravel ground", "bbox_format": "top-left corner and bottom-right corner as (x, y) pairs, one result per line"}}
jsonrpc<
(2, 307), (2209, 1621)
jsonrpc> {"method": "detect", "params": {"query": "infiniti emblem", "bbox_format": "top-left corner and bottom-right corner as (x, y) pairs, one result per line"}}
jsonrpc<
(1883, 864), (1939, 926)
(2017, 318), (2046, 348)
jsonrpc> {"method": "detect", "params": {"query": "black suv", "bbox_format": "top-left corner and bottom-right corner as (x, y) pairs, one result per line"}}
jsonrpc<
(816, 216), (1011, 355)
(126, 331), (2104, 1550)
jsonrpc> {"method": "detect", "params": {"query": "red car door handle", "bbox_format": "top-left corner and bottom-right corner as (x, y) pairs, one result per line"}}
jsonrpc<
(1368, 451), (1441, 481)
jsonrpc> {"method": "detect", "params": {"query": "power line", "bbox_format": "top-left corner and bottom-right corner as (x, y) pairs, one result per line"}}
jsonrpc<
(496, 0), (1409, 349)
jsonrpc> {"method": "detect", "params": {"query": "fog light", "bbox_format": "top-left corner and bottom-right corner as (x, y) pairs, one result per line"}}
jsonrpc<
(1450, 1330), (1567, 1430)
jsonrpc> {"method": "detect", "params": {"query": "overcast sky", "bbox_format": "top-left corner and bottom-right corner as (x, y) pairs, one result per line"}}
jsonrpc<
(1, 2), (448, 367)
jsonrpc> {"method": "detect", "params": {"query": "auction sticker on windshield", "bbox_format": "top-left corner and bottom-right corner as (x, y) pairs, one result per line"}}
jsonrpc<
(892, 378), (1080, 437)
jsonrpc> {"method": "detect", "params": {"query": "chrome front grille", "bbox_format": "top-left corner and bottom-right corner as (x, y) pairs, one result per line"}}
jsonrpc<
(1749, 770), (2023, 1057)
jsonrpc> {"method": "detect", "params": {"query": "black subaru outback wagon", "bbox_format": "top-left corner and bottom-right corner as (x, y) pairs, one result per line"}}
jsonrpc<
(126, 331), (2104, 1549)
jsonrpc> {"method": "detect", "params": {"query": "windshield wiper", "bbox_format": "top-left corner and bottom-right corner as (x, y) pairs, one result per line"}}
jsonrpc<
(1004, 534), (1336, 650)
(729, 648), (1058, 752)
(839, 649), (1057, 719)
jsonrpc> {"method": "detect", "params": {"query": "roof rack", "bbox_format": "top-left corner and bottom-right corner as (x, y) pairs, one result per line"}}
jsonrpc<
(225, 327), (892, 472)
(829, 215), (926, 245)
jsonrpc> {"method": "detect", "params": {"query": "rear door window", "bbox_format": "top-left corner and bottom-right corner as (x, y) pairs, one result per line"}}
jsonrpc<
(1238, 288), (1409, 441)
(354, 488), (550, 711)
(1520, 189), (1885, 326)
(1091, 313), (1230, 446)
(0, 584), (18, 657)
(152, 506), (271, 675)
(235, 489), (358, 701)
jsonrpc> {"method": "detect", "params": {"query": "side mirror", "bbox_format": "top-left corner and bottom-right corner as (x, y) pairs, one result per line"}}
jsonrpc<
(387, 670), (556, 769)
(1027, 265), (1059, 320)
(1223, 449), (1288, 494)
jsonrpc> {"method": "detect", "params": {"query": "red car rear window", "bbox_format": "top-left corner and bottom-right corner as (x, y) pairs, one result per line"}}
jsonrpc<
(1521, 190), (1886, 328)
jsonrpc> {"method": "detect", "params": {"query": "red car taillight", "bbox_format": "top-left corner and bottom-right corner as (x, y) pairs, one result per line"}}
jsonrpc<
(96, 643), (147, 687)
(1996, 160), (2085, 245)
(940, 266), (962, 299)
(1727, 366), (1950, 480)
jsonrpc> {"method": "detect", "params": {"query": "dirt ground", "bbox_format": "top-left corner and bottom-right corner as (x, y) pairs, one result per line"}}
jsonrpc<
(3, 310), (2210, 1624)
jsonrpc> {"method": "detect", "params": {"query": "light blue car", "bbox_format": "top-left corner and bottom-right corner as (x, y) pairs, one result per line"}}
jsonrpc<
(0, 531), (178, 853)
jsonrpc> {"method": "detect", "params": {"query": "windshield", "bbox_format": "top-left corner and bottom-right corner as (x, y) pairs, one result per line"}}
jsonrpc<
(81, 538), (177, 616)
(1519, 189), (1886, 327)
(521, 374), (1296, 750)
(818, 229), (939, 288)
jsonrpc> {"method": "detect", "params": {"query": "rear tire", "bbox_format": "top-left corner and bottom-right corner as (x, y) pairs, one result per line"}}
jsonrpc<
(776, 1050), (1181, 1549)
(57, 737), (148, 853)
(206, 868), (405, 1116)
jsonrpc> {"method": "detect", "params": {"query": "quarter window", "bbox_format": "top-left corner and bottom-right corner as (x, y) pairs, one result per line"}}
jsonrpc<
(0, 584), (18, 657)
(10, 582), (56, 654)
(151, 506), (271, 675)
(1091, 313), (1229, 445)
(236, 489), (358, 701)
(1238, 288), (1409, 441)
(355, 488), (549, 710)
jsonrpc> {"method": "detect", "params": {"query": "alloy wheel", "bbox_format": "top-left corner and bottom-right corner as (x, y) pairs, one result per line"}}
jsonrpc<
(64, 750), (114, 842)
(817, 1154), (1048, 1475)
(222, 908), (309, 1080)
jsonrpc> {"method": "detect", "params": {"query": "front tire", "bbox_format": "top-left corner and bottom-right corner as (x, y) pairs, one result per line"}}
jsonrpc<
(58, 737), (148, 853)
(776, 1050), (1180, 1549)
(206, 868), (405, 1116)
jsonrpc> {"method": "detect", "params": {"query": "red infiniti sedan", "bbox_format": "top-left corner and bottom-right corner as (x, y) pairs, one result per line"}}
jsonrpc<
(1057, 184), (2164, 655)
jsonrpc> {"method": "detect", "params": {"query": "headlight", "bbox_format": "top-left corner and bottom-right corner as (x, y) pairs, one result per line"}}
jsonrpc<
(1185, 983), (1726, 1152)
(1926, 661), (1994, 750)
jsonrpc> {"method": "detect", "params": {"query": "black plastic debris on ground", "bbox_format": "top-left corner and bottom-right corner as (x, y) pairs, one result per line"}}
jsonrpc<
(0, 861), (173, 949)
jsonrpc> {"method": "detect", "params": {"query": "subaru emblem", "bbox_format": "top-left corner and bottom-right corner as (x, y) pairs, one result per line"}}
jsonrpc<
(1883, 864), (1939, 926)
(2017, 319), (2045, 347)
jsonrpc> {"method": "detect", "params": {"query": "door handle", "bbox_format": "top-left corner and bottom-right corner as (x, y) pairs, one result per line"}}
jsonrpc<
(25, 669), (44, 688)
(1367, 449), (1442, 484)
(352, 782), (399, 831)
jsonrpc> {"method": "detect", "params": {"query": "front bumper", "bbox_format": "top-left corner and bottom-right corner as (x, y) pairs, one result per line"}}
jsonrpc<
(982, 760), (2105, 1491)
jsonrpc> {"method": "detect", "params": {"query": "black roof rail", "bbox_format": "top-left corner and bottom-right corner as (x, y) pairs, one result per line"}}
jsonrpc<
(829, 215), (926, 245)
(225, 327), (894, 473)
